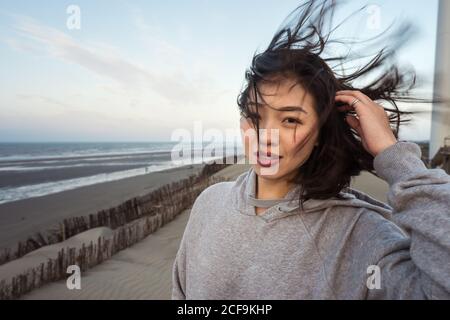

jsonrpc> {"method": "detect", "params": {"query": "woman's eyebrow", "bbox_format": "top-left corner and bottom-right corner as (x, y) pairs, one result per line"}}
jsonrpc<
(247, 101), (308, 114)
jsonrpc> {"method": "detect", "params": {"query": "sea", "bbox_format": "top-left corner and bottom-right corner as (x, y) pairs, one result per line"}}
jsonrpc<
(0, 142), (243, 205)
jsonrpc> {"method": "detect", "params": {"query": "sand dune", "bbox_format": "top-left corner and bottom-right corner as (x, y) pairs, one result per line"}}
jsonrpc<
(0, 227), (114, 285)
(21, 210), (190, 300)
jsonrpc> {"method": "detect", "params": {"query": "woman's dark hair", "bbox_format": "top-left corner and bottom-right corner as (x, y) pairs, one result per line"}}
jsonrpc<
(237, 0), (436, 209)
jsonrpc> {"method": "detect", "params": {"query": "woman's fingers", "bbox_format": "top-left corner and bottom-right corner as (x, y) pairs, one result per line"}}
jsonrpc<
(336, 90), (372, 105)
(335, 90), (384, 120)
(334, 90), (397, 157)
(335, 94), (366, 115)
(345, 114), (361, 132)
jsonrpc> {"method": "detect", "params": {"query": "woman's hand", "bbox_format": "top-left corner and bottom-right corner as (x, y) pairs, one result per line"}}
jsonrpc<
(335, 90), (398, 158)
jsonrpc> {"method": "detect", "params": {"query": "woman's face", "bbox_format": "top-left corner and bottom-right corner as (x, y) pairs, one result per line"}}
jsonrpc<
(240, 76), (320, 181)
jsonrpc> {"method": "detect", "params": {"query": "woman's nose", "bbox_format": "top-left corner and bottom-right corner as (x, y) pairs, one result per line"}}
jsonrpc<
(240, 116), (280, 149)
(258, 125), (280, 149)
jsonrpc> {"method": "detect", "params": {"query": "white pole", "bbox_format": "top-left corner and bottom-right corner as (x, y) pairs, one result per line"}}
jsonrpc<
(430, 0), (450, 161)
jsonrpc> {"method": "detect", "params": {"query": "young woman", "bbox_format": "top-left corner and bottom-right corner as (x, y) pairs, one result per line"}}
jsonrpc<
(172, 0), (450, 299)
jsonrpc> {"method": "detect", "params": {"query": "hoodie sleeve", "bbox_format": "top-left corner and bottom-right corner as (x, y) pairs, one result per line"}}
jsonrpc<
(171, 201), (200, 300)
(368, 141), (450, 299)
(171, 233), (187, 300)
(171, 198), (198, 300)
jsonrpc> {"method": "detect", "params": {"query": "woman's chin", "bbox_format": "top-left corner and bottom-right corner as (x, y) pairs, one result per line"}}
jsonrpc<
(252, 163), (283, 178)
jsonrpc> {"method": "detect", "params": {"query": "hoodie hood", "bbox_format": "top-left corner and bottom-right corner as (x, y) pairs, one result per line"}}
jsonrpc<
(230, 167), (393, 223)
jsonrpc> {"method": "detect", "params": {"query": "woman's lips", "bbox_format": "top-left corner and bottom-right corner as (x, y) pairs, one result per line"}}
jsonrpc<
(254, 152), (282, 167)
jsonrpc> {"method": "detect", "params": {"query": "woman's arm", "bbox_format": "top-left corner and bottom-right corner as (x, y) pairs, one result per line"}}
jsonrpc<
(368, 141), (450, 299)
(334, 90), (449, 298)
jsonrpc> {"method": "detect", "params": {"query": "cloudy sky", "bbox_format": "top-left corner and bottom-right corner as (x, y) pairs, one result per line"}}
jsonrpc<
(0, 0), (439, 142)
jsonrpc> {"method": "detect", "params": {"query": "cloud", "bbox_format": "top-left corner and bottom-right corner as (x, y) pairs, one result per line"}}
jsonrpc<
(16, 93), (68, 108)
(8, 15), (220, 107)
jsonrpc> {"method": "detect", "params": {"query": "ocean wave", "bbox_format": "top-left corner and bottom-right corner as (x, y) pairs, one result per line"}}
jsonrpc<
(0, 163), (178, 205)
(0, 154), (235, 205)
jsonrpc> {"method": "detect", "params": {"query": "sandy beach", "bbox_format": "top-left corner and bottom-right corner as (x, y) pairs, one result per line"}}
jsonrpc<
(12, 164), (388, 300)
(0, 163), (205, 252)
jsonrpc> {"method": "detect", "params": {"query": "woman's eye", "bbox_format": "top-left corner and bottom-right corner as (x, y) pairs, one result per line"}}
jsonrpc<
(283, 118), (301, 125)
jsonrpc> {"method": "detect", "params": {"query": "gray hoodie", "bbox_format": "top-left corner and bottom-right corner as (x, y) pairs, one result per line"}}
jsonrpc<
(171, 141), (450, 299)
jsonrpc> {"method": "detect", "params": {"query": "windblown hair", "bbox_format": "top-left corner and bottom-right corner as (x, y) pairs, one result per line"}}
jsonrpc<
(237, 0), (433, 209)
